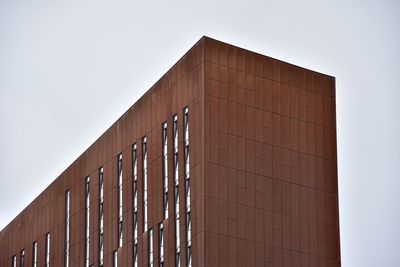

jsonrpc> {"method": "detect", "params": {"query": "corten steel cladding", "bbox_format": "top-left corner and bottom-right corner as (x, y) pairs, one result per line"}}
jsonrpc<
(0, 37), (340, 267)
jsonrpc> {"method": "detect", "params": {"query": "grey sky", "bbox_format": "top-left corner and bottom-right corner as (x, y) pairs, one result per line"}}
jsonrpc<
(0, 0), (399, 266)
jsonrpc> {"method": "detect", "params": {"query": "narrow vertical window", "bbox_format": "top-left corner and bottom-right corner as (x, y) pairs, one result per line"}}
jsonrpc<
(159, 223), (164, 267)
(183, 107), (192, 267)
(118, 154), (123, 247)
(99, 167), (104, 267)
(113, 251), (118, 267)
(32, 241), (37, 267)
(85, 176), (90, 267)
(20, 250), (24, 267)
(132, 144), (138, 267)
(142, 137), (148, 232)
(65, 190), (70, 267)
(45, 233), (50, 267)
(12, 255), (16, 267)
(149, 229), (154, 267)
(173, 114), (180, 267)
(162, 122), (169, 219)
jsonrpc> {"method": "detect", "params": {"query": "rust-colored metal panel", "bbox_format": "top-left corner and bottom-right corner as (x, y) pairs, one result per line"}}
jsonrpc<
(202, 37), (340, 267)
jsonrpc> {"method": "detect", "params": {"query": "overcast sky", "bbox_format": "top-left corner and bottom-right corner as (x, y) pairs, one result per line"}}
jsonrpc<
(0, 0), (399, 266)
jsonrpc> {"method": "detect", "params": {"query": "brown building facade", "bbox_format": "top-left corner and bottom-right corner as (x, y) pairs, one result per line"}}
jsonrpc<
(0, 36), (340, 267)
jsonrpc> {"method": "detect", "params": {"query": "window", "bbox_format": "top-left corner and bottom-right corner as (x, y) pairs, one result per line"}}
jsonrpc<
(143, 137), (148, 232)
(159, 223), (165, 267)
(118, 154), (123, 247)
(32, 241), (38, 267)
(149, 229), (154, 267)
(12, 255), (16, 267)
(99, 167), (104, 267)
(162, 122), (169, 219)
(85, 176), (90, 267)
(65, 190), (70, 267)
(20, 250), (24, 267)
(132, 144), (138, 267)
(113, 251), (118, 267)
(184, 107), (192, 267)
(173, 114), (180, 267)
(45, 233), (50, 267)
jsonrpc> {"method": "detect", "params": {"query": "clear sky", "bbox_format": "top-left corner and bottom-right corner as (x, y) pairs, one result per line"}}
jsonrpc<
(0, 0), (399, 266)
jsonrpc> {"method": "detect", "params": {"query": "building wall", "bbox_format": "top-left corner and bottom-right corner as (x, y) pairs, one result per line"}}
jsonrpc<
(202, 38), (340, 266)
(0, 38), (206, 267)
(0, 36), (340, 267)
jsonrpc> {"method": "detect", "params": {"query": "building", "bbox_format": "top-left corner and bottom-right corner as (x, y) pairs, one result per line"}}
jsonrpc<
(0, 36), (340, 267)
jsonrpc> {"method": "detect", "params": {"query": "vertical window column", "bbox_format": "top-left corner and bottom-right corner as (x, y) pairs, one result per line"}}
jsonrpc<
(143, 137), (148, 232)
(173, 114), (180, 267)
(99, 167), (104, 267)
(161, 122), (168, 267)
(45, 233), (50, 267)
(162, 122), (169, 219)
(183, 107), (192, 267)
(85, 176), (90, 267)
(32, 241), (37, 267)
(149, 229), (154, 267)
(12, 255), (16, 267)
(118, 154), (123, 247)
(20, 250), (24, 267)
(132, 144), (138, 267)
(159, 223), (165, 267)
(65, 190), (70, 267)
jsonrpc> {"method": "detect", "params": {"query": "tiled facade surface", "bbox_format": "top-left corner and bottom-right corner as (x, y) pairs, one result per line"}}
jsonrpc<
(0, 37), (340, 267)
(202, 38), (339, 267)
